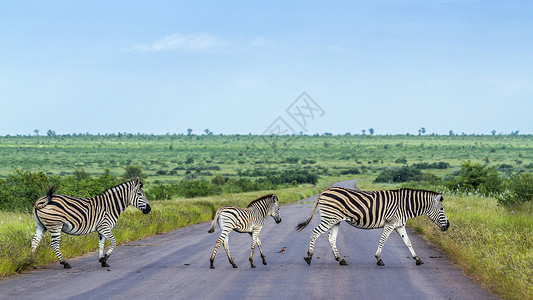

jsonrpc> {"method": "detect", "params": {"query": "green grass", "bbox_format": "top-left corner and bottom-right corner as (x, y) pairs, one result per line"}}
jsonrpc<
(0, 183), (323, 278)
(408, 196), (533, 299)
(1, 134), (531, 183)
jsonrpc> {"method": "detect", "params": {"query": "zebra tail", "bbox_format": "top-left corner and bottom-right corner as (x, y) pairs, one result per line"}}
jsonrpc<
(207, 209), (221, 233)
(295, 195), (320, 232)
(34, 186), (57, 210)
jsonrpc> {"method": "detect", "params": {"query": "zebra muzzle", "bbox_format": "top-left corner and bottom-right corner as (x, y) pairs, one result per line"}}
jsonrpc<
(143, 204), (152, 214)
(441, 220), (450, 231)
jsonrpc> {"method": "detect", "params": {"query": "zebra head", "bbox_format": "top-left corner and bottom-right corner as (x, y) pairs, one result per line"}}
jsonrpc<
(427, 194), (449, 231)
(269, 195), (282, 224)
(130, 177), (151, 214)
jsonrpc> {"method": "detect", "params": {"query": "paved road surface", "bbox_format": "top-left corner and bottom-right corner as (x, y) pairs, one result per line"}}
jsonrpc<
(0, 180), (495, 300)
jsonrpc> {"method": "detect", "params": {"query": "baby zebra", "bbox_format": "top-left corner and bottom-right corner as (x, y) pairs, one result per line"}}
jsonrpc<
(208, 194), (282, 269)
(31, 177), (151, 268)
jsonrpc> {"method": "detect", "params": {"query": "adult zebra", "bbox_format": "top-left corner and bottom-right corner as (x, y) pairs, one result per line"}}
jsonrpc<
(208, 194), (281, 269)
(296, 187), (449, 266)
(31, 177), (151, 268)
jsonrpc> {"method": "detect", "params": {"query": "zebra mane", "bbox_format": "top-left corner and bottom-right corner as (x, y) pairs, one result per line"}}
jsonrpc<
(246, 194), (276, 208)
(102, 180), (134, 196)
(397, 188), (442, 198)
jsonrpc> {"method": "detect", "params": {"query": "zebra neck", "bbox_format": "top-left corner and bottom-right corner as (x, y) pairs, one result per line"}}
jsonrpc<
(248, 202), (270, 217)
(92, 190), (131, 216)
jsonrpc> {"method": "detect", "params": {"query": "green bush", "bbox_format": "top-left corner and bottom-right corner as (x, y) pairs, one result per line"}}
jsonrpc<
(0, 170), (50, 212)
(374, 166), (424, 183)
(176, 180), (221, 198)
(445, 161), (503, 196)
(499, 172), (533, 205)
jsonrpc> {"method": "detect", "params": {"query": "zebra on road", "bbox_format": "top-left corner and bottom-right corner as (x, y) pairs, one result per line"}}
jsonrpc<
(296, 187), (449, 266)
(208, 194), (281, 269)
(31, 177), (151, 268)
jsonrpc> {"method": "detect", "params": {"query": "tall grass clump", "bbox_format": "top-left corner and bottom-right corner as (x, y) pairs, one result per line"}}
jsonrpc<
(408, 195), (533, 299)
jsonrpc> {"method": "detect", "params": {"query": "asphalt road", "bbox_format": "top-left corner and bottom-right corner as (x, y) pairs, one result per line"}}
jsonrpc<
(0, 180), (495, 300)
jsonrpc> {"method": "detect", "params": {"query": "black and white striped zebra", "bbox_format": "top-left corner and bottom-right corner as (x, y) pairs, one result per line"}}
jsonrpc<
(296, 187), (449, 266)
(208, 194), (282, 269)
(31, 177), (151, 268)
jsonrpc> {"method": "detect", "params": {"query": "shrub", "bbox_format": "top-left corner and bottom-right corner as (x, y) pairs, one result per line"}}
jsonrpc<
(412, 162), (450, 169)
(121, 165), (145, 181)
(499, 172), (533, 205)
(56, 170), (120, 198)
(0, 170), (50, 212)
(374, 166), (424, 183)
(395, 157), (407, 164)
(445, 161), (503, 196)
(340, 168), (361, 175)
(176, 180), (221, 198)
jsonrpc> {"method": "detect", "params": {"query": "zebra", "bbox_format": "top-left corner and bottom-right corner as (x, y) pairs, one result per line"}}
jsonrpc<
(208, 194), (282, 269)
(296, 187), (449, 266)
(31, 177), (151, 268)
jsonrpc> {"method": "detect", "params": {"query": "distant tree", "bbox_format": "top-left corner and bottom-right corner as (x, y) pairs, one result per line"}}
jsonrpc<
(46, 129), (56, 137)
(204, 129), (213, 135)
(121, 165), (145, 182)
(418, 127), (426, 135)
(511, 130), (520, 136)
(187, 128), (193, 136)
(449, 130), (454, 136)
(73, 168), (90, 181)
(361, 129), (366, 135)
(34, 129), (39, 136)
(491, 130), (497, 136)
(368, 128), (375, 135)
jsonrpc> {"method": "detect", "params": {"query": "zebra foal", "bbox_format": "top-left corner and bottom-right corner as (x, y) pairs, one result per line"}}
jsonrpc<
(31, 177), (151, 268)
(208, 194), (282, 269)
(296, 187), (449, 266)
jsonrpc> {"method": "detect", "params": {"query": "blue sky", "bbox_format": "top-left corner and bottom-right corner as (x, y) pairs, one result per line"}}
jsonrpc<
(1, 1), (532, 135)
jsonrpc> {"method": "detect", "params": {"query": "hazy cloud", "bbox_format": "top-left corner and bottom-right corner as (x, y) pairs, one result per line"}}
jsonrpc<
(127, 33), (225, 52)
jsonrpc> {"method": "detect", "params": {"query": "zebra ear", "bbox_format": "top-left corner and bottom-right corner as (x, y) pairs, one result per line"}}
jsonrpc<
(134, 177), (141, 187)
(271, 195), (277, 202)
(436, 195), (443, 202)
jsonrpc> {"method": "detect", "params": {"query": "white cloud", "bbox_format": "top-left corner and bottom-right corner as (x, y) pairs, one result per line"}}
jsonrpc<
(127, 33), (225, 52)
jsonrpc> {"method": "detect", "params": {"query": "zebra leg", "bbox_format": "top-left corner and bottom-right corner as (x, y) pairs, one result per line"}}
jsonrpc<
(256, 238), (267, 265)
(31, 223), (47, 253)
(98, 230), (116, 267)
(375, 224), (395, 266)
(248, 232), (258, 268)
(97, 233), (110, 267)
(49, 228), (71, 268)
(328, 223), (347, 265)
(304, 220), (336, 265)
(222, 233), (238, 268)
(395, 226), (423, 265)
(209, 238), (222, 269)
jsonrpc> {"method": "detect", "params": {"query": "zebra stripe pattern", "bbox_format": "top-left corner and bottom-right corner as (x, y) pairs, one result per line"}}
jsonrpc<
(31, 177), (151, 268)
(296, 187), (449, 266)
(208, 194), (282, 269)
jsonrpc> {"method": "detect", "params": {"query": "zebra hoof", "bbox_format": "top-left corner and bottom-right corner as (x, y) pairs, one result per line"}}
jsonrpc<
(61, 261), (72, 269)
(304, 257), (312, 265)
(101, 261), (110, 267)
(376, 259), (385, 266)
(210, 265), (215, 269)
(262, 261), (267, 265)
(416, 259), (424, 266)
(232, 264), (238, 268)
(339, 259), (348, 266)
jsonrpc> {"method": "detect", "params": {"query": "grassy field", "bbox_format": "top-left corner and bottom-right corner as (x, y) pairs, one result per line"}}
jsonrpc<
(1, 134), (531, 183)
(0, 134), (532, 299)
